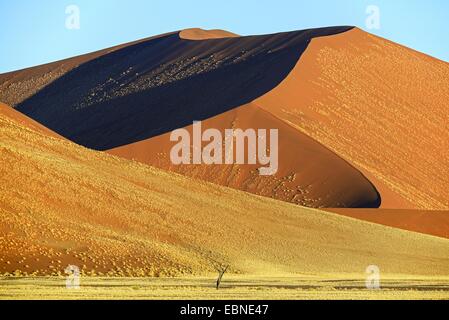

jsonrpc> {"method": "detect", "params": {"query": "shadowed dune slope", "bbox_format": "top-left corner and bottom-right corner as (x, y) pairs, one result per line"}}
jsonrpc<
(326, 209), (449, 240)
(0, 32), (175, 107)
(1, 104), (449, 277)
(109, 103), (380, 208)
(9, 27), (353, 150)
(255, 28), (449, 210)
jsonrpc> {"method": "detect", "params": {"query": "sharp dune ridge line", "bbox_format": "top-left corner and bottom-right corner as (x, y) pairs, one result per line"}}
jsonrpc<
(1, 102), (449, 278)
(179, 28), (240, 40)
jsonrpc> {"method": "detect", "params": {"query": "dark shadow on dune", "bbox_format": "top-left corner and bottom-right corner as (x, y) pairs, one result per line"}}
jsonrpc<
(366, 187), (382, 208)
(17, 26), (353, 150)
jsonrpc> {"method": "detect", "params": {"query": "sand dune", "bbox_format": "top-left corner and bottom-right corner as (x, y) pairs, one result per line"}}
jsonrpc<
(1, 103), (449, 278)
(0, 26), (379, 208)
(110, 102), (380, 208)
(1, 27), (448, 212)
(180, 28), (239, 40)
(326, 208), (449, 240)
(255, 28), (449, 209)
(11, 27), (352, 150)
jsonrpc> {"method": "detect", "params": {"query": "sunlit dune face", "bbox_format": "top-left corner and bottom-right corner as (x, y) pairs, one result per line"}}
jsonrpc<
(179, 28), (239, 40)
(256, 28), (449, 210)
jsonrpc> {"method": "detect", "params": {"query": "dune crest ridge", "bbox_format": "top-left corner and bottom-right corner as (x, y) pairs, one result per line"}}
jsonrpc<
(180, 28), (239, 40)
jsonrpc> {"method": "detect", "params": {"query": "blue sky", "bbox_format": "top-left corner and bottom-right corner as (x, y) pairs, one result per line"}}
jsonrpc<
(0, 0), (448, 73)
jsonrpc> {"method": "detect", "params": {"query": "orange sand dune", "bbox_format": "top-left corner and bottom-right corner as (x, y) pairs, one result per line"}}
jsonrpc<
(2, 27), (377, 208)
(10, 27), (353, 150)
(326, 209), (449, 240)
(180, 28), (239, 40)
(255, 28), (449, 210)
(2, 27), (448, 211)
(1, 103), (449, 278)
(110, 103), (380, 208)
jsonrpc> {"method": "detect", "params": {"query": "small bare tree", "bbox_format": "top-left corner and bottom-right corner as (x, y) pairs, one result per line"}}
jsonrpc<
(216, 265), (229, 290)
(185, 245), (230, 290)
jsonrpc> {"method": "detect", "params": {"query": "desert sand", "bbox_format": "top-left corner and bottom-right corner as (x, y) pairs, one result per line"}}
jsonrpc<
(109, 103), (380, 208)
(109, 27), (449, 212)
(1, 25), (449, 300)
(0, 26), (448, 240)
(1, 102), (449, 280)
(1, 27), (380, 209)
(180, 28), (239, 40)
(3, 276), (449, 300)
(9, 27), (353, 150)
(255, 28), (449, 210)
(0, 102), (61, 139)
(326, 208), (449, 240)
(4, 27), (447, 211)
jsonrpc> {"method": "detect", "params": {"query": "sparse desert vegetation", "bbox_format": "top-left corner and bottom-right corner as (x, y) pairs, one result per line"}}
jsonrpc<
(2, 275), (449, 300)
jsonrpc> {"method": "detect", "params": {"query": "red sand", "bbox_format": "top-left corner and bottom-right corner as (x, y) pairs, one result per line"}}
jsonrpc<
(180, 28), (239, 40)
(2, 27), (448, 212)
(256, 28), (449, 210)
(109, 103), (380, 208)
(327, 208), (449, 240)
